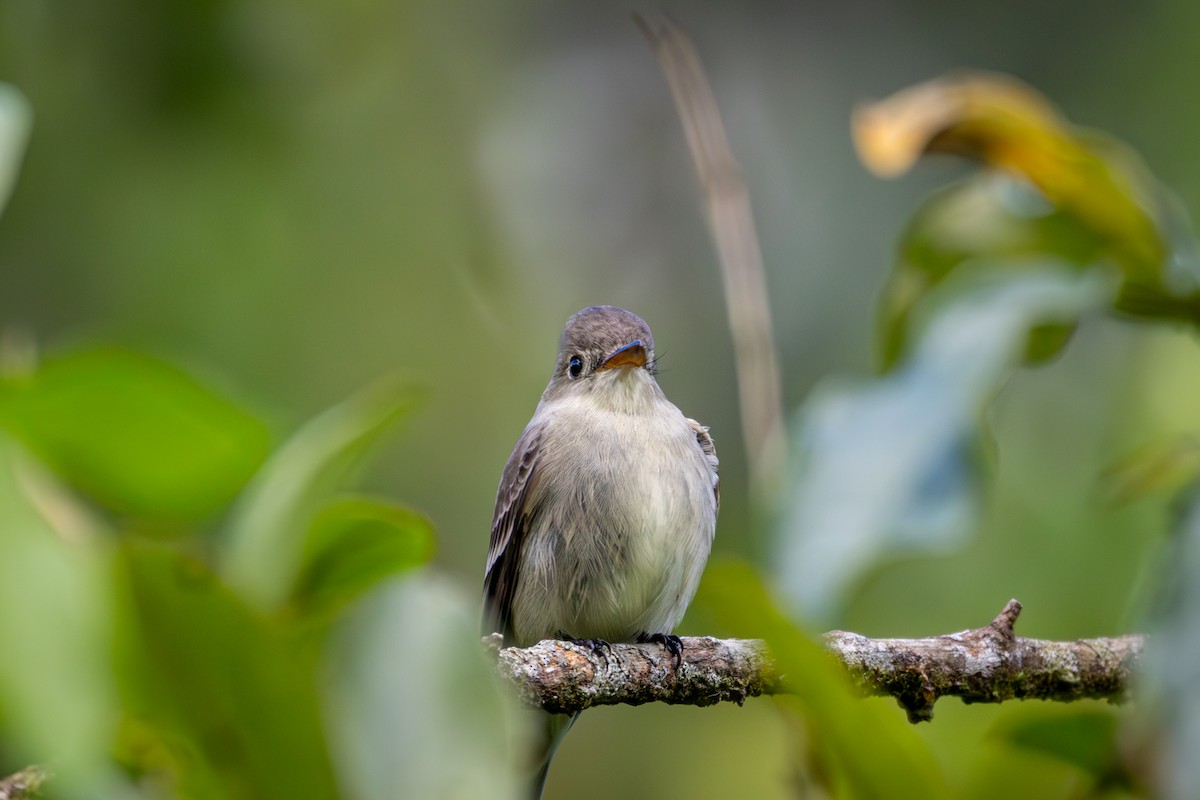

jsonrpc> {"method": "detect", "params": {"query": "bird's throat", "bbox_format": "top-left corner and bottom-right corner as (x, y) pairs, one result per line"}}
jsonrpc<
(590, 368), (659, 415)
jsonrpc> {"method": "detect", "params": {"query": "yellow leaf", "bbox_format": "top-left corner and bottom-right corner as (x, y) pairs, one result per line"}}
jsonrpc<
(853, 71), (1164, 281)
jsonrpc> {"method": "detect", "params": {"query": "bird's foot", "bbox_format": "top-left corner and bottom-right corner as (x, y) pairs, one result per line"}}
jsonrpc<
(562, 636), (613, 659)
(638, 632), (684, 669)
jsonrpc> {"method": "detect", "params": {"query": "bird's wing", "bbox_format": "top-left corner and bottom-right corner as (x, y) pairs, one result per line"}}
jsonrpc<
(687, 417), (720, 513)
(482, 421), (543, 639)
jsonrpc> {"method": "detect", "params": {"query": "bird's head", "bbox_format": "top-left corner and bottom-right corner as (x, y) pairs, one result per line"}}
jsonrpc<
(543, 306), (661, 411)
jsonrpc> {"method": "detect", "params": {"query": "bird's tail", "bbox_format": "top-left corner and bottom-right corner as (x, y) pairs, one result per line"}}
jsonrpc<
(529, 711), (579, 799)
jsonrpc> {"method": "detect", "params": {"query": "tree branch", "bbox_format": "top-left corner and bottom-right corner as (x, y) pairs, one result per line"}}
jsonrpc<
(0, 766), (49, 800)
(489, 633), (779, 715)
(488, 600), (1145, 723)
(828, 600), (1145, 722)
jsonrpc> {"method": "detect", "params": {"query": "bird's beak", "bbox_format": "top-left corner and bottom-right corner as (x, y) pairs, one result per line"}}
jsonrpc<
(600, 340), (648, 370)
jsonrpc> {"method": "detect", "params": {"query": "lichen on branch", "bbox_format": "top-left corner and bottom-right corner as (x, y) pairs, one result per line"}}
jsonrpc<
(488, 600), (1145, 723)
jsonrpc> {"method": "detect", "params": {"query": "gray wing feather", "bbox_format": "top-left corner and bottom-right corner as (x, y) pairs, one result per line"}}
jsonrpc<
(687, 417), (720, 512)
(482, 422), (543, 638)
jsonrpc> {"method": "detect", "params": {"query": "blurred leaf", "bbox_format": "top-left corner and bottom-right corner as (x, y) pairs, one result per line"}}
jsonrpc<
(0, 347), (271, 523)
(290, 496), (435, 619)
(222, 376), (419, 609)
(0, 435), (123, 795)
(0, 83), (31, 217)
(777, 267), (1113, 623)
(990, 707), (1121, 782)
(853, 71), (1164, 278)
(1021, 321), (1076, 364)
(959, 737), (1106, 800)
(857, 72), (1200, 368)
(324, 572), (530, 800)
(877, 174), (1105, 369)
(692, 560), (948, 799)
(115, 541), (339, 800)
(1145, 487), (1200, 800)
(1100, 435), (1200, 506)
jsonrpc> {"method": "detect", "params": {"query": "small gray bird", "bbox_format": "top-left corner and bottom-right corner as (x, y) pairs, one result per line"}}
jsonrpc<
(483, 306), (719, 797)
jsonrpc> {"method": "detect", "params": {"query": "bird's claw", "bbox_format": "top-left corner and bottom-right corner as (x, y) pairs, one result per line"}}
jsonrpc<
(565, 637), (613, 659)
(638, 632), (684, 669)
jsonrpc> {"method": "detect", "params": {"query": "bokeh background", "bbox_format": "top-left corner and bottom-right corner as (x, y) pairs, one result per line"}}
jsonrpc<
(3, 1), (1199, 797)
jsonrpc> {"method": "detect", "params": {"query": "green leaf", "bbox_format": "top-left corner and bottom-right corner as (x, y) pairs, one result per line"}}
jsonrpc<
(324, 572), (531, 800)
(0, 435), (124, 795)
(854, 72), (1166, 279)
(691, 560), (948, 800)
(1145, 487), (1200, 799)
(859, 72), (1200, 367)
(0, 83), (31, 217)
(290, 496), (436, 619)
(778, 266), (1113, 623)
(221, 376), (419, 609)
(990, 707), (1121, 780)
(115, 542), (339, 800)
(0, 347), (271, 523)
(878, 175), (1106, 369)
(1100, 434), (1200, 506)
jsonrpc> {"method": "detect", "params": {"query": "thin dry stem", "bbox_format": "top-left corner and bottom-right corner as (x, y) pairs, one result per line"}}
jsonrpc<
(637, 15), (786, 500)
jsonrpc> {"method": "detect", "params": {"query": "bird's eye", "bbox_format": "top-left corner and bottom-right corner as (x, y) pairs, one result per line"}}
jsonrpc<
(568, 356), (583, 378)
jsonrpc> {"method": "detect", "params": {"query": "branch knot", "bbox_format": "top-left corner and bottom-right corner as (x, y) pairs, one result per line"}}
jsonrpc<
(986, 598), (1022, 643)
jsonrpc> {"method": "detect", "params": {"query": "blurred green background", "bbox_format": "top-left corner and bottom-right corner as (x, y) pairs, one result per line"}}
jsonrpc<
(2, 1), (1199, 798)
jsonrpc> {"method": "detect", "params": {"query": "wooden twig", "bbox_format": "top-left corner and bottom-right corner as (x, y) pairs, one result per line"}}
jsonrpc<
(490, 634), (778, 715)
(827, 599), (1144, 722)
(489, 600), (1145, 723)
(0, 766), (49, 800)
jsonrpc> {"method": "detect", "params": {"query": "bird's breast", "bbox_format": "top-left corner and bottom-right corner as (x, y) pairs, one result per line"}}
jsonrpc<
(516, 394), (716, 642)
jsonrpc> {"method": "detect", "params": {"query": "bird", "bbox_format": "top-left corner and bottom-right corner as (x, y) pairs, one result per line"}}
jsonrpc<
(482, 305), (719, 798)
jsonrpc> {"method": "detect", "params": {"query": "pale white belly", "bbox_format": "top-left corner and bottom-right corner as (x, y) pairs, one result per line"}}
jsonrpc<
(510, 396), (716, 645)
